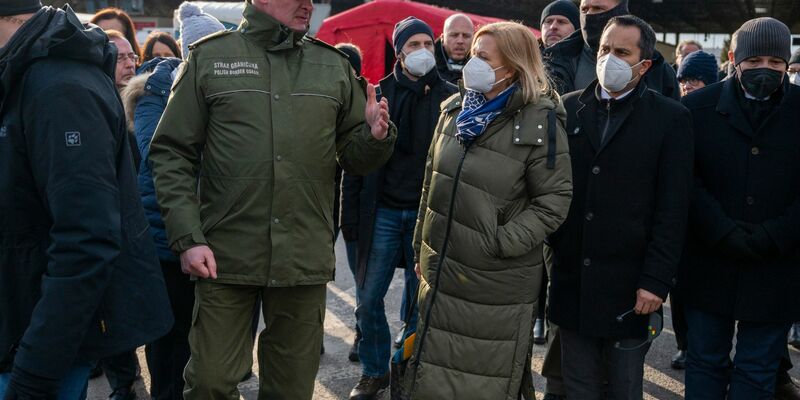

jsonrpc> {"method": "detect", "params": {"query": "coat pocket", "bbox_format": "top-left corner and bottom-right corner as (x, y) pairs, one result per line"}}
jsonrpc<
(199, 179), (250, 234)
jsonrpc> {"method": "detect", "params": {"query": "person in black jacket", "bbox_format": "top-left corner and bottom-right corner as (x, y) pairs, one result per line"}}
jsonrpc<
(0, 1), (173, 399)
(680, 17), (800, 400)
(542, 0), (679, 100)
(540, 0), (579, 49)
(539, 3), (680, 399)
(343, 17), (458, 400)
(547, 16), (692, 400)
(434, 13), (473, 85)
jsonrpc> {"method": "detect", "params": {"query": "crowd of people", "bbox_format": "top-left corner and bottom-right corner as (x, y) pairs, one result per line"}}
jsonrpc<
(0, 0), (799, 399)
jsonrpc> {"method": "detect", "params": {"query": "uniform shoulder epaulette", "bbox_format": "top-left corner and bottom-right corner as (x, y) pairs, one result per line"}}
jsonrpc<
(305, 36), (348, 58)
(188, 29), (235, 50)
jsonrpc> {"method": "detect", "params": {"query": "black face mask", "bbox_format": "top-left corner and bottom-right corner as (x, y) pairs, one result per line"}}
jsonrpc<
(739, 67), (785, 99)
(580, 0), (629, 52)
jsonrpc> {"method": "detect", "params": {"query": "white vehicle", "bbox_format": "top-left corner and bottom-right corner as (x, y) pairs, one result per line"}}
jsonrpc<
(172, 1), (332, 38)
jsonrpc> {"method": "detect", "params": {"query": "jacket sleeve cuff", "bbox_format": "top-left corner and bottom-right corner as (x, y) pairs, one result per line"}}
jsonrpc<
(365, 121), (397, 145)
(637, 274), (672, 301)
(170, 232), (208, 253)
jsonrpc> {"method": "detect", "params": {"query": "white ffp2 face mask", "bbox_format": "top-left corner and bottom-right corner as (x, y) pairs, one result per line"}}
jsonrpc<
(402, 48), (436, 77)
(596, 53), (644, 93)
(790, 72), (800, 86)
(462, 57), (506, 93)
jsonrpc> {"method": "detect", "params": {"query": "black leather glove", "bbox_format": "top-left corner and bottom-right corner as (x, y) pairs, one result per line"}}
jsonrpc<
(717, 227), (762, 262)
(3, 366), (60, 400)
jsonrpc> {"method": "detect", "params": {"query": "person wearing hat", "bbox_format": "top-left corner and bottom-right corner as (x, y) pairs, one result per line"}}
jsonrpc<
(679, 17), (800, 399)
(434, 13), (474, 84)
(540, 0), (579, 48)
(677, 50), (718, 97)
(343, 16), (457, 400)
(0, 0), (173, 399)
(542, 0), (679, 100)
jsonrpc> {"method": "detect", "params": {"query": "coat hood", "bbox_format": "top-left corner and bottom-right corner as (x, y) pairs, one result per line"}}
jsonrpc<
(121, 57), (181, 132)
(121, 72), (151, 133)
(0, 5), (115, 107)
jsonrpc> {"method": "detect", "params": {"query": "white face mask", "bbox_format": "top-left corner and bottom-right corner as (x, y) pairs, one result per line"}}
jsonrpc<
(462, 57), (506, 93)
(790, 72), (800, 86)
(596, 53), (644, 93)
(402, 48), (436, 77)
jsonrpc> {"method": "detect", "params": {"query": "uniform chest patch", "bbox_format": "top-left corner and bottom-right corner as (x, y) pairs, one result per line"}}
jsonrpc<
(213, 61), (261, 77)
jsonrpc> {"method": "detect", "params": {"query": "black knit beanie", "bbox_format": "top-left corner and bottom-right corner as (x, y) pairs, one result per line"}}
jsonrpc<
(790, 49), (800, 66)
(677, 51), (719, 86)
(541, 0), (580, 31)
(732, 17), (791, 65)
(337, 44), (362, 76)
(0, 0), (41, 16)
(392, 17), (434, 55)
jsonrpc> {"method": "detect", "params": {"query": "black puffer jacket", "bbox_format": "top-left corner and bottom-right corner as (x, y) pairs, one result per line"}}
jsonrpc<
(543, 30), (680, 100)
(0, 6), (172, 380)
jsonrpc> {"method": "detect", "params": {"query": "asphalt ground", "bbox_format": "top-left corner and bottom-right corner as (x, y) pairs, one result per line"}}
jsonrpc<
(88, 236), (800, 399)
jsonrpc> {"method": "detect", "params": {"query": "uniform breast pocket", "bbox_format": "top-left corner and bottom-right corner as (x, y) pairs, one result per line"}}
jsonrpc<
(205, 77), (271, 124)
(290, 90), (342, 127)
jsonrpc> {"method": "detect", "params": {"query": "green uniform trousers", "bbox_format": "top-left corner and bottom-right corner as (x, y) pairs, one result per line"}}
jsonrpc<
(184, 281), (326, 399)
(541, 244), (566, 397)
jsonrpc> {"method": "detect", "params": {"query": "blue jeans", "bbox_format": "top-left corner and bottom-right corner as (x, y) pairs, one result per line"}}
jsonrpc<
(685, 306), (791, 400)
(0, 361), (92, 399)
(356, 207), (419, 377)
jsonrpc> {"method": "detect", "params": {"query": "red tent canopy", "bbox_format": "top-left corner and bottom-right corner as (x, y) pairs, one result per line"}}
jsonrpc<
(316, 0), (539, 84)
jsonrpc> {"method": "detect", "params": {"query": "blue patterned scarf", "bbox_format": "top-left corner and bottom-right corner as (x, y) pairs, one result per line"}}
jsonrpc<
(455, 84), (518, 146)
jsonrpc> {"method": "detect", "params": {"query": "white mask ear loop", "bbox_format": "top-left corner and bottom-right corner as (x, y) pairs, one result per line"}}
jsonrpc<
(619, 59), (646, 89)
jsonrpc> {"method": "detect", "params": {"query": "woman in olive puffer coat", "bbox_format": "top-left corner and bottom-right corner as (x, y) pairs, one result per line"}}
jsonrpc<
(405, 22), (573, 400)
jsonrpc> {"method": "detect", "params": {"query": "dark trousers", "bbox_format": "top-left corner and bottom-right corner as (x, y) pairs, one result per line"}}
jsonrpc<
(560, 328), (650, 400)
(685, 306), (791, 400)
(669, 292), (688, 351)
(537, 268), (548, 319)
(145, 259), (194, 400)
(100, 351), (138, 391)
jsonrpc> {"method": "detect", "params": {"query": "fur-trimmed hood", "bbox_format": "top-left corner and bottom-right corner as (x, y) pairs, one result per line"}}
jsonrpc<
(120, 72), (151, 133)
(119, 57), (182, 133)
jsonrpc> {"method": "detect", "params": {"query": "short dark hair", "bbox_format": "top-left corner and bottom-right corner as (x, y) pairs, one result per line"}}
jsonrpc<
(605, 15), (656, 60)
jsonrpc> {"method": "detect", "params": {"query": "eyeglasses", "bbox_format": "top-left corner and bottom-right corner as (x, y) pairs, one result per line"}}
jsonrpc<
(117, 53), (139, 63)
(679, 78), (703, 87)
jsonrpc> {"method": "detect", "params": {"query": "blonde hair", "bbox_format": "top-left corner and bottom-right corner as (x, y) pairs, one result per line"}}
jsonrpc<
(473, 22), (551, 104)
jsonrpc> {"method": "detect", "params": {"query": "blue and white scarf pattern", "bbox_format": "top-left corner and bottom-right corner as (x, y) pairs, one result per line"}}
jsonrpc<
(455, 84), (518, 146)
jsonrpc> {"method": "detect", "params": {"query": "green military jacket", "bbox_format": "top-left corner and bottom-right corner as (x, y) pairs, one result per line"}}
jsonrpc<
(150, 2), (396, 286)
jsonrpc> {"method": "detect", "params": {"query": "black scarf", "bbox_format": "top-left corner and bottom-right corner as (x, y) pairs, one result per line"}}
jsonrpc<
(580, 0), (628, 53)
(390, 61), (440, 154)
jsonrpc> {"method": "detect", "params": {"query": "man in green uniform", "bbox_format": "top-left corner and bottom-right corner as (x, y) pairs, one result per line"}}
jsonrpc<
(149, 0), (396, 397)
